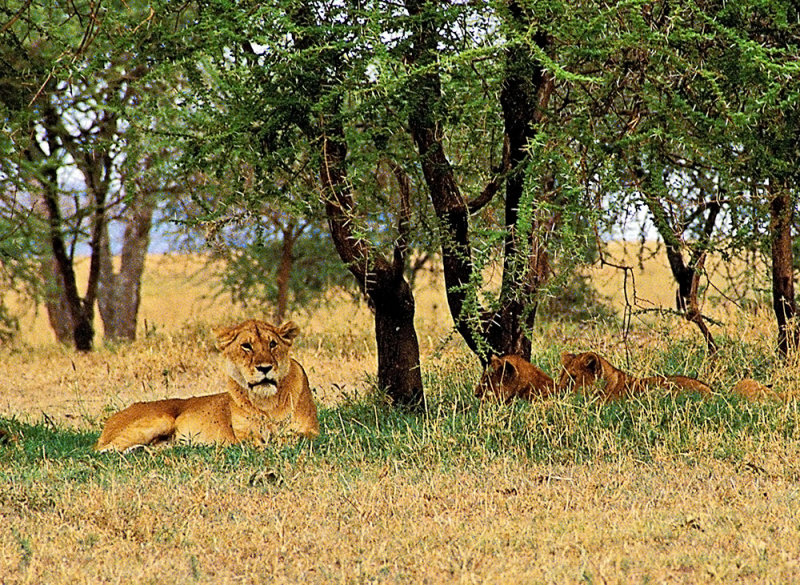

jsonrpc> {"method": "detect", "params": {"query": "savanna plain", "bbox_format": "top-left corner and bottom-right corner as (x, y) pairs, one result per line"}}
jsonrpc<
(2, 244), (800, 584)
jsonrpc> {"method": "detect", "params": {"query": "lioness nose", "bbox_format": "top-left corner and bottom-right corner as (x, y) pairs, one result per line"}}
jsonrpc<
(256, 365), (273, 375)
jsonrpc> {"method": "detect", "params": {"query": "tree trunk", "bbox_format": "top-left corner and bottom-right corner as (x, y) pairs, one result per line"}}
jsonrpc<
(98, 193), (154, 341)
(643, 192), (719, 354)
(321, 125), (423, 407)
(274, 236), (292, 324)
(42, 257), (74, 345)
(372, 270), (423, 405)
(769, 187), (797, 357)
(33, 102), (108, 351)
(404, 0), (553, 363)
(489, 22), (554, 360)
(674, 252), (718, 354)
(40, 170), (96, 351)
(285, 2), (423, 407)
(272, 219), (304, 324)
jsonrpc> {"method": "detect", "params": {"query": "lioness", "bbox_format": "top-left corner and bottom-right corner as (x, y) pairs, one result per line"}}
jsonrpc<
(557, 351), (712, 400)
(475, 354), (556, 402)
(732, 378), (784, 401)
(95, 319), (319, 452)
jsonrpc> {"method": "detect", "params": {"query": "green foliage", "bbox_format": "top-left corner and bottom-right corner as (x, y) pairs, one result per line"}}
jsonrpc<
(4, 0), (799, 351)
(0, 211), (44, 341)
(219, 226), (354, 313)
(540, 272), (617, 324)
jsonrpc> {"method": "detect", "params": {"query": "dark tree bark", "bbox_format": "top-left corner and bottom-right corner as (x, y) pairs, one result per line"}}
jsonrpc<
(642, 189), (720, 354)
(282, 3), (423, 407)
(320, 127), (423, 408)
(34, 104), (102, 351)
(23, 52), (147, 350)
(404, 0), (554, 363)
(403, 11), (476, 354)
(491, 18), (555, 359)
(769, 187), (797, 357)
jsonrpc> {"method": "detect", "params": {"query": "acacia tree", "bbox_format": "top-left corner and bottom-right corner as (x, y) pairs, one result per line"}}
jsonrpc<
(669, 1), (800, 356)
(401, 1), (550, 361)
(168, 178), (354, 326)
(142, 1), (589, 387)
(1, 0), (163, 348)
(213, 213), (327, 325)
(561, 0), (799, 356)
(638, 172), (723, 354)
(548, 2), (733, 353)
(720, 3), (800, 357)
(133, 1), (626, 378)
(137, 1), (427, 405)
(666, 2), (798, 357)
(125, 0), (798, 386)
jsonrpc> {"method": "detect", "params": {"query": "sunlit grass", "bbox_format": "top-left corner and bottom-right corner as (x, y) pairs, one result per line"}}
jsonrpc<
(3, 249), (800, 583)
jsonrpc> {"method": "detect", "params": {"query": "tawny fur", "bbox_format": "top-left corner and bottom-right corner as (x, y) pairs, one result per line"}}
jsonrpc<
(557, 351), (712, 400)
(475, 355), (556, 403)
(732, 378), (784, 402)
(95, 319), (319, 452)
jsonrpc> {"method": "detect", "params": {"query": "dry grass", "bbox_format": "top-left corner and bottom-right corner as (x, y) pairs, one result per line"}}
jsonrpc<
(2, 454), (799, 584)
(2, 248), (800, 584)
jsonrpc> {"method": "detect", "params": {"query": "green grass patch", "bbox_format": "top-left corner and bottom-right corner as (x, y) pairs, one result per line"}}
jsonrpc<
(2, 378), (797, 491)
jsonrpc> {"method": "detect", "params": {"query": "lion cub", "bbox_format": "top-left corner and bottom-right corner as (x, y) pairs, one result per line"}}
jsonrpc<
(558, 351), (712, 400)
(95, 319), (319, 452)
(475, 355), (556, 402)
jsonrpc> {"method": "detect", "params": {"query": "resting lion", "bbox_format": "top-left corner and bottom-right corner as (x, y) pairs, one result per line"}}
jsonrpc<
(95, 319), (319, 452)
(732, 378), (786, 402)
(475, 354), (556, 402)
(558, 351), (712, 400)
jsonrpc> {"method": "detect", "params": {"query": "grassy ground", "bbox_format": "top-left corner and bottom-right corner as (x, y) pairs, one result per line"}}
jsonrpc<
(2, 245), (799, 584)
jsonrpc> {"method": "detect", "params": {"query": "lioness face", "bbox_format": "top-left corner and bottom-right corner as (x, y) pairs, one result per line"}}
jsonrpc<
(215, 319), (300, 400)
(475, 355), (519, 402)
(557, 352), (602, 392)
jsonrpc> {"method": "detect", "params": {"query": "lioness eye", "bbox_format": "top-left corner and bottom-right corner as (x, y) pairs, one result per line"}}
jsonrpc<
(269, 340), (277, 349)
(241, 342), (253, 352)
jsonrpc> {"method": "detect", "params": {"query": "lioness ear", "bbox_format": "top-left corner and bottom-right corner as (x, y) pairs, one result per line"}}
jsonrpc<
(560, 352), (575, 367)
(214, 325), (238, 350)
(489, 355), (502, 370)
(277, 321), (300, 342)
(502, 360), (519, 381)
(584, 352), (602, 375)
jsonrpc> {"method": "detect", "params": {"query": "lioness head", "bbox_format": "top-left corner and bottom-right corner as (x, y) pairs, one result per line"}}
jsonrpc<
(475, 355), (522, 403)
(557, 351), (604, 392)
(215, 319), (300, 401)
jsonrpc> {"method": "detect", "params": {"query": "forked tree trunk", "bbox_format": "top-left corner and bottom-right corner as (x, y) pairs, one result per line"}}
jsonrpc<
(644, 193), (720, 354)
(404, 0), (554, 363)
(40, 175), (99, 351)
(769, 188), (797, 357)
(284, 2), (423, 407)
(321, 127), (423, 408)
(34, 103), (108, 351)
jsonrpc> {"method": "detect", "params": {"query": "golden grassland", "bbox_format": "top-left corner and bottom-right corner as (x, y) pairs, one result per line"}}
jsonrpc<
(2, 243), (800, 584)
